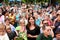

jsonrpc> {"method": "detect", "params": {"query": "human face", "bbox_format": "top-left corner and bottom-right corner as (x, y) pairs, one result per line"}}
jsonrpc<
(56, 34), (60, 40)
(20, 21), (25, 26)
(43, 20), (48, 26)
(5, 20), (10, 25)
(29, 17), (34, 25)
(6, 28), (11, 33)
(43, 27), (51, 36)
(34, 13), (38, 19)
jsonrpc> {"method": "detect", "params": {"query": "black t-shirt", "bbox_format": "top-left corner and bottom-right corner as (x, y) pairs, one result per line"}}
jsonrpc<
(26, 26), (40, 40)
(7, 31), (17, 40)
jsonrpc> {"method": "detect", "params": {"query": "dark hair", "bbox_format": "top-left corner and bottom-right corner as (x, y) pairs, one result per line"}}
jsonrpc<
(26, 16), (37, 28)
(42, 25), (46, 30)
(42, 20), (49, 26)
(55, 28), (60, 35)
(57, 14), (60, 17)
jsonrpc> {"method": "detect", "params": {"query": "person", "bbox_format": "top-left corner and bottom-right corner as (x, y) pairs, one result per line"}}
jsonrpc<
(53, 14), (60, 37)
(53, 28), (60, 40)
(40, 20), (54, 37)
(9, 9), (16, 25)
(16, 19), (27, 40)
(4, 11), (9, 18)
(36, 26), (53, 40)
(0, 23), (9, 40)
(26, 16), (40, 40)
(0, 9), (5, 23)
(6, 26), (17, 40)
(4, 18), (16, 32)
(33, 12), (41, 26)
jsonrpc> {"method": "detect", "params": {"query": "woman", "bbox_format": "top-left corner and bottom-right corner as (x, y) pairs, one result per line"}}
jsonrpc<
(9, 9), (16, 25)
(16, 19), (27, 40)
(4, 11), (9, 19)
(26, 16), (40, 40)
(0, 23), (9, 40)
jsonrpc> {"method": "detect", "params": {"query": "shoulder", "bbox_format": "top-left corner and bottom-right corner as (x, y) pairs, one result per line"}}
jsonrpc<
(49, 35), (52, 38)
(36, 26), (40, 29)
(36, 34), (43, 40)
(16, 26), (21, 30)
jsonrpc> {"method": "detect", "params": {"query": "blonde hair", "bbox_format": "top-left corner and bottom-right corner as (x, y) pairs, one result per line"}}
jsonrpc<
(0, 23), (5, 31)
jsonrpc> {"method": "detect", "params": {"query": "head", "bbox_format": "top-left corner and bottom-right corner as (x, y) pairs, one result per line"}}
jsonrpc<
(27, 16), (36, 27)
(42, 26), (51, 36)
(42, 20), (49, 26)
(19, 19), (25, 26)
(5, 18), (10, 25)
(11, 9), (14, 14)
(55, 28), (60, 40)
(6, 26), (11, 33)
(0, 23), (6, 34)
(33, 12), (38, 19)
(44, 15), (50, 20)
(57, 14), (60, 21)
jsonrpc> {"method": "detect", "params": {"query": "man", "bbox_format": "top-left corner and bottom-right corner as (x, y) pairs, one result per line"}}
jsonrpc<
(34, 12), (41, 26)
(53, 28), (60, 40)
(36, 26), (53, 40)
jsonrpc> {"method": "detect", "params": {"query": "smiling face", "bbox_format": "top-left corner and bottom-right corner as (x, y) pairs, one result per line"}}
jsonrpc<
(5, 19), (10, 25)
(56, 34), (60, 40)
(0, 24), (5, 35)
(29, 17), (35, 25)
(19, 19), (25, 26)
(43, 26), (51, 36)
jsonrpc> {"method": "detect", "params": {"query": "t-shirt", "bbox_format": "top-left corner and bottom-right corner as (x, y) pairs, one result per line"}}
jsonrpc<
(26, 26), (40, 40)
(0, 33), (9, 40)
(16, 13), (20, 21)
(7, 31), (16, 40)
(36, 33), (53, 40)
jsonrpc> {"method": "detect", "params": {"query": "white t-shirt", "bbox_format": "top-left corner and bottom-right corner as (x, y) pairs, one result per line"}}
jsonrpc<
(0, 33), (9, 40)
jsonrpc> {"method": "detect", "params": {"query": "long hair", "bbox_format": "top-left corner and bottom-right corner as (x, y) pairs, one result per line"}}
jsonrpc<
(26, 16), (37, 29)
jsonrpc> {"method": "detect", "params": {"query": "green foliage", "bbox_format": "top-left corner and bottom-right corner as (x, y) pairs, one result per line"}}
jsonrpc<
(57, 0), (60, 3)
(3, 0), (60, 5)
(22, 0), (60, 3)
(4, 0), (9, 5)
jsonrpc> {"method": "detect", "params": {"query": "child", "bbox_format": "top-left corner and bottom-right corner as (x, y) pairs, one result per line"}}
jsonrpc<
(6, 26), (17, 40)
(0, 23), (9, 40)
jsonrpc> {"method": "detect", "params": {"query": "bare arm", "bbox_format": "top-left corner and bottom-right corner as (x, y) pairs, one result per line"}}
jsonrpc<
(27, 34), (38, 38)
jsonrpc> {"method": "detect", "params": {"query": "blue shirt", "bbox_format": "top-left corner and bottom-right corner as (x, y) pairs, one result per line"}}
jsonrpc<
(16, 13), (20, 21)
(35, 18), (41, 26)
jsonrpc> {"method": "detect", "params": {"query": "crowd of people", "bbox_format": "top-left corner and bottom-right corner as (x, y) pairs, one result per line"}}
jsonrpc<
(0, 2), (60, 40)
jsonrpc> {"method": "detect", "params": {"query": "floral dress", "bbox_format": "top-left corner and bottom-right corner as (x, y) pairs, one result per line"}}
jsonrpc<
(16, 26), (27, 40)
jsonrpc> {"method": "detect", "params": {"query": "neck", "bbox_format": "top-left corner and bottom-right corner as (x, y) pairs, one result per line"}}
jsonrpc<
(44, 33), (48, 38)
(6, 24), (10, 26)
(31, 24), (34, 26)
(0, 31), (5, 36)
(21, 25), (25, 27)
